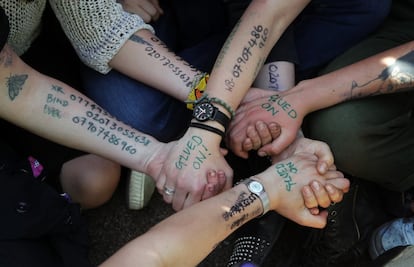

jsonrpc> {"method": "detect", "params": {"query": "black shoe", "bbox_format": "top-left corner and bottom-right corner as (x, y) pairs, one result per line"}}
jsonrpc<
(227, 211), (286, 267)
(298, 179), (390, 267)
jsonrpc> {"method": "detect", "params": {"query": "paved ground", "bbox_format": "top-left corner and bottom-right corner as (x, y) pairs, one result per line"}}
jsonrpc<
(84, 178), (235, 267)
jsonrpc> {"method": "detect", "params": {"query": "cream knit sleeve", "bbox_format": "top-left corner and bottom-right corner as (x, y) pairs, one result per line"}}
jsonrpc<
(49, 0), (154, 74)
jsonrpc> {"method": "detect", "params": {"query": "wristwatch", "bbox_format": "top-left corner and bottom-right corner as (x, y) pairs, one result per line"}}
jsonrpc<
(243, 178), (270, 215)
(192, 101), (230, 130)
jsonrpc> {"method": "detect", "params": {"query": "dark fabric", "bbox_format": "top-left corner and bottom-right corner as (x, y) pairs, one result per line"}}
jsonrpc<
(304, 0), (414, 192)
(0, 6), (9, 50)
(0, 142), (93, 267)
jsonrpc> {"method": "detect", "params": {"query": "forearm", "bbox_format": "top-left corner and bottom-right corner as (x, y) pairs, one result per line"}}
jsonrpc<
(100, 182), (262, 267)
(0, 45), (159, 172)
(205, 0), (309, 112)
(110, 29), (201, 101)
(295, 40), (414, 113)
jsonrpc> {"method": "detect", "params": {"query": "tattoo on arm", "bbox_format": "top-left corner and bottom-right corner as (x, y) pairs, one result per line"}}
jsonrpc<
(7, 74), (28, 100)
(223, 24), (269, 93)
(349, 50), (414, 99)
(129, 34), (198, 87)
(43, 85), (150, 154)
(222, 191), (262, 230)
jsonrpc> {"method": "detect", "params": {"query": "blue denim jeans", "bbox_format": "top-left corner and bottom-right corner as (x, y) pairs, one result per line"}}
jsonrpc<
(293, 0), (392, 80)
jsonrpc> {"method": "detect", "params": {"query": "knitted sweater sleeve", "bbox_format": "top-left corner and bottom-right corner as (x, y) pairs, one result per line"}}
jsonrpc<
(49, 0), (154, 74)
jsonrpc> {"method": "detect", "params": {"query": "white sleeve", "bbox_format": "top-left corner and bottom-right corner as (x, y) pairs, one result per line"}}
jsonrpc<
(49, 0), (154, 74)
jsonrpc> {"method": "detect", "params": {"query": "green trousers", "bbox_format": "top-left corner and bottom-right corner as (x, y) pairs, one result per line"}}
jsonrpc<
(304, 0), (414, 192)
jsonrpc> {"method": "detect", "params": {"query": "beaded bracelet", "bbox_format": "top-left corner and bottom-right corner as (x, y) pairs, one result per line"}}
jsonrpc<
(209, 95), (236, 119)
(186, 72), (209, 110)
(189, 122), (225, 139)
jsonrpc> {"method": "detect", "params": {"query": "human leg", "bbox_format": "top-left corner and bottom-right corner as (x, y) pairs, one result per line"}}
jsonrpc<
(294, 0), (392, 80)
(60, 154), (121, 209)
(300, 8), (414, 264)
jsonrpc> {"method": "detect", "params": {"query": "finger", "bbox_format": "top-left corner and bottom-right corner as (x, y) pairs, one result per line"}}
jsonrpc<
(259, 133), (293, 157)
(298, 209), (328, 229)
(310, 180), (333, 208)
(201, 170), (220, 200)
(151, 0), (164, 14)
(172, 187), (188, 211)
(242, 138), (254, 152)
(246, 124), (262, 149)
(302, 185), (318, 209)
(324, 177), (350, 193)
(156, 174), (167, 195)
(139, 2), (159, 19)
(268, 122), (282, 139)
(325, 183), (344, 204)
(162, 183), (175, 204)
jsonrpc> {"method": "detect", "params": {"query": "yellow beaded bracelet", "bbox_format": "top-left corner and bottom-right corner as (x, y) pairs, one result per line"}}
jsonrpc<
(186, 73), (209, 110)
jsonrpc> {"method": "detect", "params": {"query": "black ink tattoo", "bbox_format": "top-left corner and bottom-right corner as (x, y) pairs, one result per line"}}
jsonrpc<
(350, 51), (414, 99)
(7, 74), (28, 100)
(222, 192), (258, 221)
(129, 34), (152, 46)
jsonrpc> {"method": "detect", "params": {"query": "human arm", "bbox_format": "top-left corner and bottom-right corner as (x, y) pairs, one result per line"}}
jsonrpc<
(49, 0), (201, 101)
(229, 40), (414, 157)
(0, 43), (167, 178)
(99, 152), (349, 267)
(154, 0), (310, 211)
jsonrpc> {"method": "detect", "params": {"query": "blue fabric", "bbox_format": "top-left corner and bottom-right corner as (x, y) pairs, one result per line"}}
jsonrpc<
(294, 0), (392, 79)
(81, 2), (226, 142)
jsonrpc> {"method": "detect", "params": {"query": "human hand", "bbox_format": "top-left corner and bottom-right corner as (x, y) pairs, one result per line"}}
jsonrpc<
(155, 128), (233, 211)
(302, 180), (349, 215)
(271, 136), (335, 175)
(228, 87), (309, 158)
(118, 0), (163, 22)
(256, 153), (349, 229)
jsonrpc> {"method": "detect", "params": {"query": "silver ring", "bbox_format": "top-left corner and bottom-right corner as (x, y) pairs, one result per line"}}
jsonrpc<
(163, 186), (175, 196)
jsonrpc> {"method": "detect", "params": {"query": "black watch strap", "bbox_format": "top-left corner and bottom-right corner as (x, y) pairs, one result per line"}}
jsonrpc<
(193, 101), (230, 130)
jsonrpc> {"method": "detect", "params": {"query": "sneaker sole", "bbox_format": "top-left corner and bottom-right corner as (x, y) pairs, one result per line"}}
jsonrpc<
(126, 170), (155, 210)
(369, 221), (389, 260)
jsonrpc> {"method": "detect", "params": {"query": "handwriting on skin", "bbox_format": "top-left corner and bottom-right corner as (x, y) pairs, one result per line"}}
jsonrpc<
(46, 85), (149, 154)
(275, 161), (298, 191)
(175, 135), (211, 170)
(261, 94), (297, 118)
(224, 24), (269, 92)
(130, 34), (197, 88)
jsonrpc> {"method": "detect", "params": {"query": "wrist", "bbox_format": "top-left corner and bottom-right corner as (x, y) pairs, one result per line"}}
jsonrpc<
(242, 177), (270, 216)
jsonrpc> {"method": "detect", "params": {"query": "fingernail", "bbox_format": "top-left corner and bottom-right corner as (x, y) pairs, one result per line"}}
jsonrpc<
(326, 184), (334, 194)
(258, 151), (267, 157)
(312, 181), (320, 190)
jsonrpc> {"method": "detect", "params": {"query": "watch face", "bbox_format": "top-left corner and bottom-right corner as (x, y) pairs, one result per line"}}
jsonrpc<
(193, 102), (215, 122)
(248, 180), (263, 193)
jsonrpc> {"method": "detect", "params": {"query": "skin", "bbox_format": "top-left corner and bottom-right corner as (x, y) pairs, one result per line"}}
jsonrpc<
(157, 0), (312, 211)
(0, 42), (347, 208)
(118, 0), (164, 22)
(100, 152), (349, 267)
(228, 41), (414, 157)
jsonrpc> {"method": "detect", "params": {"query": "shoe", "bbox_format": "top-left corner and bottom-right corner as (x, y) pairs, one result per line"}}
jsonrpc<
(299, 179), (389, 267)
(227, 211), (286, 267)
(126, 170), (155, 210)
(369, 216), (414, 260)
